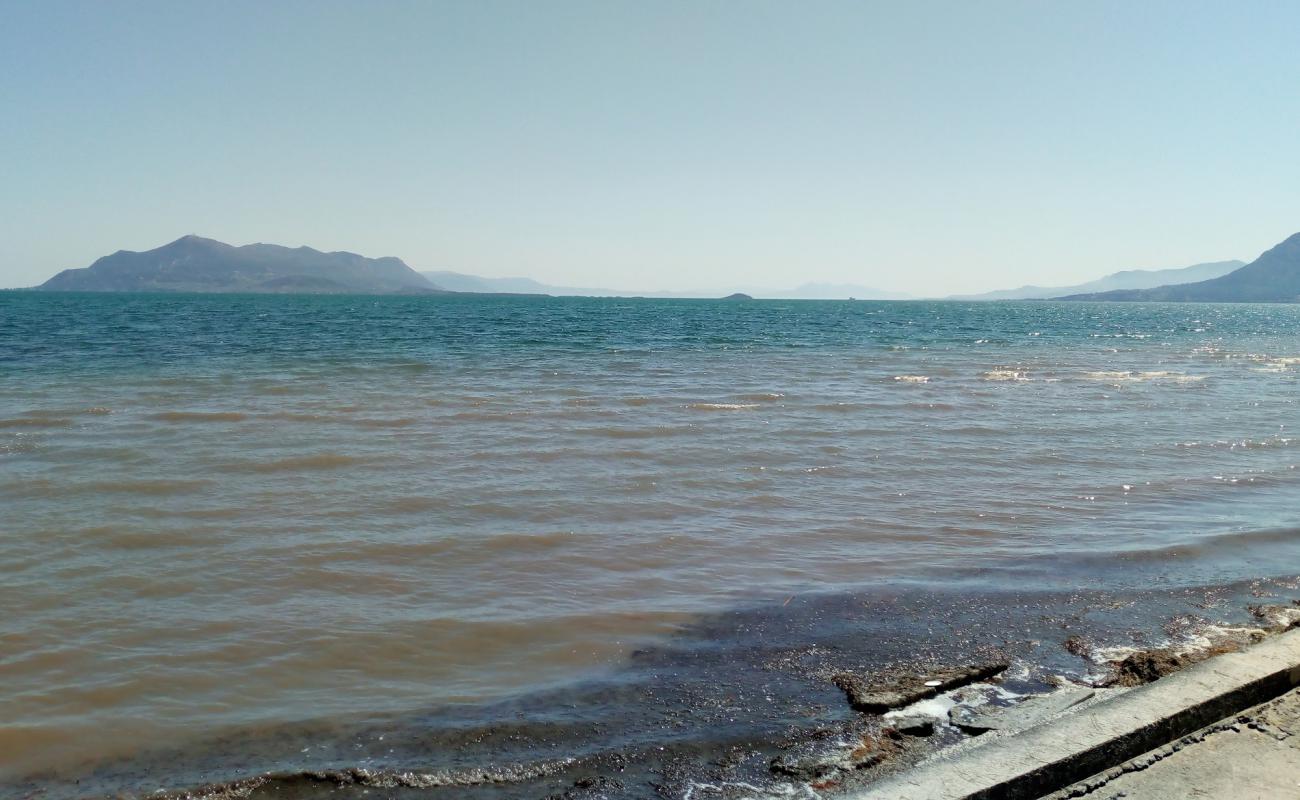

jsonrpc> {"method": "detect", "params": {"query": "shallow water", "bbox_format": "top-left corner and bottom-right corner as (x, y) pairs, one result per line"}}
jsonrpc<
(3, 293), (1300, 796)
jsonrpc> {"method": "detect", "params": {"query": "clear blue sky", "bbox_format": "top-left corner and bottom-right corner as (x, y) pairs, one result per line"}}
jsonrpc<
(2, 1), (1298, 293)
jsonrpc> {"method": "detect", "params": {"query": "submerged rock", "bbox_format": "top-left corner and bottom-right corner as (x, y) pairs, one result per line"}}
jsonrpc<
(886, 715), (935, 737)
(832, 662), (1009, 713)
(1063, 634), (1092, 658)
(1110, 648), (1184, 686)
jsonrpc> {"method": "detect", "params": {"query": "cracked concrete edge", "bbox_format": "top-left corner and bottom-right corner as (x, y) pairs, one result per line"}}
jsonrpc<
(1039, 717), (1242, 799)
(846, 627), (1300, 800)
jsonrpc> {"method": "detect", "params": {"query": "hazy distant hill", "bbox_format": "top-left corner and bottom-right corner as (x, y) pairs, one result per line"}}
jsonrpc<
(421, 271), (908, 299)
(422, 271), (727, 297)
(1060, 233), (1300, 302)
(763, 282), (911, 300)
(421, 271), (599, 295)
(948, 260), (1243, 301)
(41, 236), (444, 294)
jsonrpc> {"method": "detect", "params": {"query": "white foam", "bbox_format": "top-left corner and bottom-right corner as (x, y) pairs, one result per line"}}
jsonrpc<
(683, 780), (815, 799)
(982, 369), (1029, 381)
(686, 403), (761, 411)
(1083, 370), (1204, 383)
(885, 694), (956, 720)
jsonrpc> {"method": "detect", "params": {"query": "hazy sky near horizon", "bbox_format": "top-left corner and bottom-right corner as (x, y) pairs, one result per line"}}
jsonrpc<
(2, 1), (1298, 294)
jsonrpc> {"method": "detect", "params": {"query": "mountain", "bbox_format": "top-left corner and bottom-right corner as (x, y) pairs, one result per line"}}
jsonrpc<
(40, 236), (443, 294)
(1060, 233), (1300, 302)
(420, 271), (908, 299)
(948, 260), (1243, 301)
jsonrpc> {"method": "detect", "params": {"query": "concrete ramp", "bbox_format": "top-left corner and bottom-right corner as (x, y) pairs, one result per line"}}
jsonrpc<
(850, 628), (1300, 800)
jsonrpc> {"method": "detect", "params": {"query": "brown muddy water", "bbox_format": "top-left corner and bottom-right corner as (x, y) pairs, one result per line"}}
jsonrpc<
(3, 293), (1300, 798)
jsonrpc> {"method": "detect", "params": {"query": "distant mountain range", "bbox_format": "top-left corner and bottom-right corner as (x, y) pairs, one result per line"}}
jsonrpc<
(1060, 232), (1300, 302)
(421, 271), (909, 299)
(946, 260), (1244, 301)
(420, 271), (628, 296)
(34, 231), (1300, 302)
(39, 235), (443, 294)
(36, 239), (912, 298)
(766, 282), (911, 300)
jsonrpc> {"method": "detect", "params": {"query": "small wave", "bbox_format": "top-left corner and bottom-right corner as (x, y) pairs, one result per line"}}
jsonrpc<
(892, 375), (930, 383)
(149, 411), (248, 423)
(447, 411), (531, 422)
(0, 417), (72, 429)
(152, 757), (578, 798)
(261, 412), (336, 423)
(901, 401), (957, 411)
(1176, 436), (1296, 451)
(225, 453), (363, 473)
(1083, 370), (1204, 383)
(982, 369), (1029, 381)
(474, 530), (586, 553)
(583, 426), (685, 439)
(735, 392), (785, 402)
(82, 479), (209, 495)
(1247, 355), (1300, 373)
(812, 402), (870, 412)
(1085, 370), (1137, 381)
(382, 496), (444, 514)
(687, 402), (761, 411)
(253, 384), (301, 395)
(349, 417), (417, 429)
(1250, 355), (1300, 367)
(1081, 526), (1300, 566)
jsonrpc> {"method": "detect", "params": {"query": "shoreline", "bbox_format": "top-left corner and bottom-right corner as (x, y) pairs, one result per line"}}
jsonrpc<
(11, 582), (1300, 800)
(853, 614), (1300, 799)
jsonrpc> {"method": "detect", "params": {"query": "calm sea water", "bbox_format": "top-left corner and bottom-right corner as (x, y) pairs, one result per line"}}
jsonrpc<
(4, 293), (1300, 797)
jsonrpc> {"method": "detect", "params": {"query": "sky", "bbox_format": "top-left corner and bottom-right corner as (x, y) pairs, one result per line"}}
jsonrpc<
(2, 1), (1298, 295)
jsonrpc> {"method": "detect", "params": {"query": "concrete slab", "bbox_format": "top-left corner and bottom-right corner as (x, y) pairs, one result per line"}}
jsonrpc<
(1042, 687), (1300, 799)
(949, 687), (1095, 734)
(848, 628), (1300, 800)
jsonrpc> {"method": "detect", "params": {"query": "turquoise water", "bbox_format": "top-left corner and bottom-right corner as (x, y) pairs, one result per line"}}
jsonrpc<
(4, 293), (1300, 795)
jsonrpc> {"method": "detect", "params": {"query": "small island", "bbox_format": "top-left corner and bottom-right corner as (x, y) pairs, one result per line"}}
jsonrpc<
(721, 292), (754, 301)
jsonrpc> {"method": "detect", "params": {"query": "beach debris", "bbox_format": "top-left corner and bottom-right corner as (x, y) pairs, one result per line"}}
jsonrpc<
(1248, 604), (1300, 632)
(292, 759), (579, 789)
(1087, 617), (1278, 687)
(1063, 634), (1092, 658)
(561, 775), (625, 796)
(949, 687), (1095, 734)
(1109, 648), (1185, 686)
(769, 731), (903, 779)
(832, 661), (1009, 713)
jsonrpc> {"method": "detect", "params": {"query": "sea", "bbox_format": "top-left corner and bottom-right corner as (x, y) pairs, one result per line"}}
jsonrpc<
(4, 292), (1300, 799)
